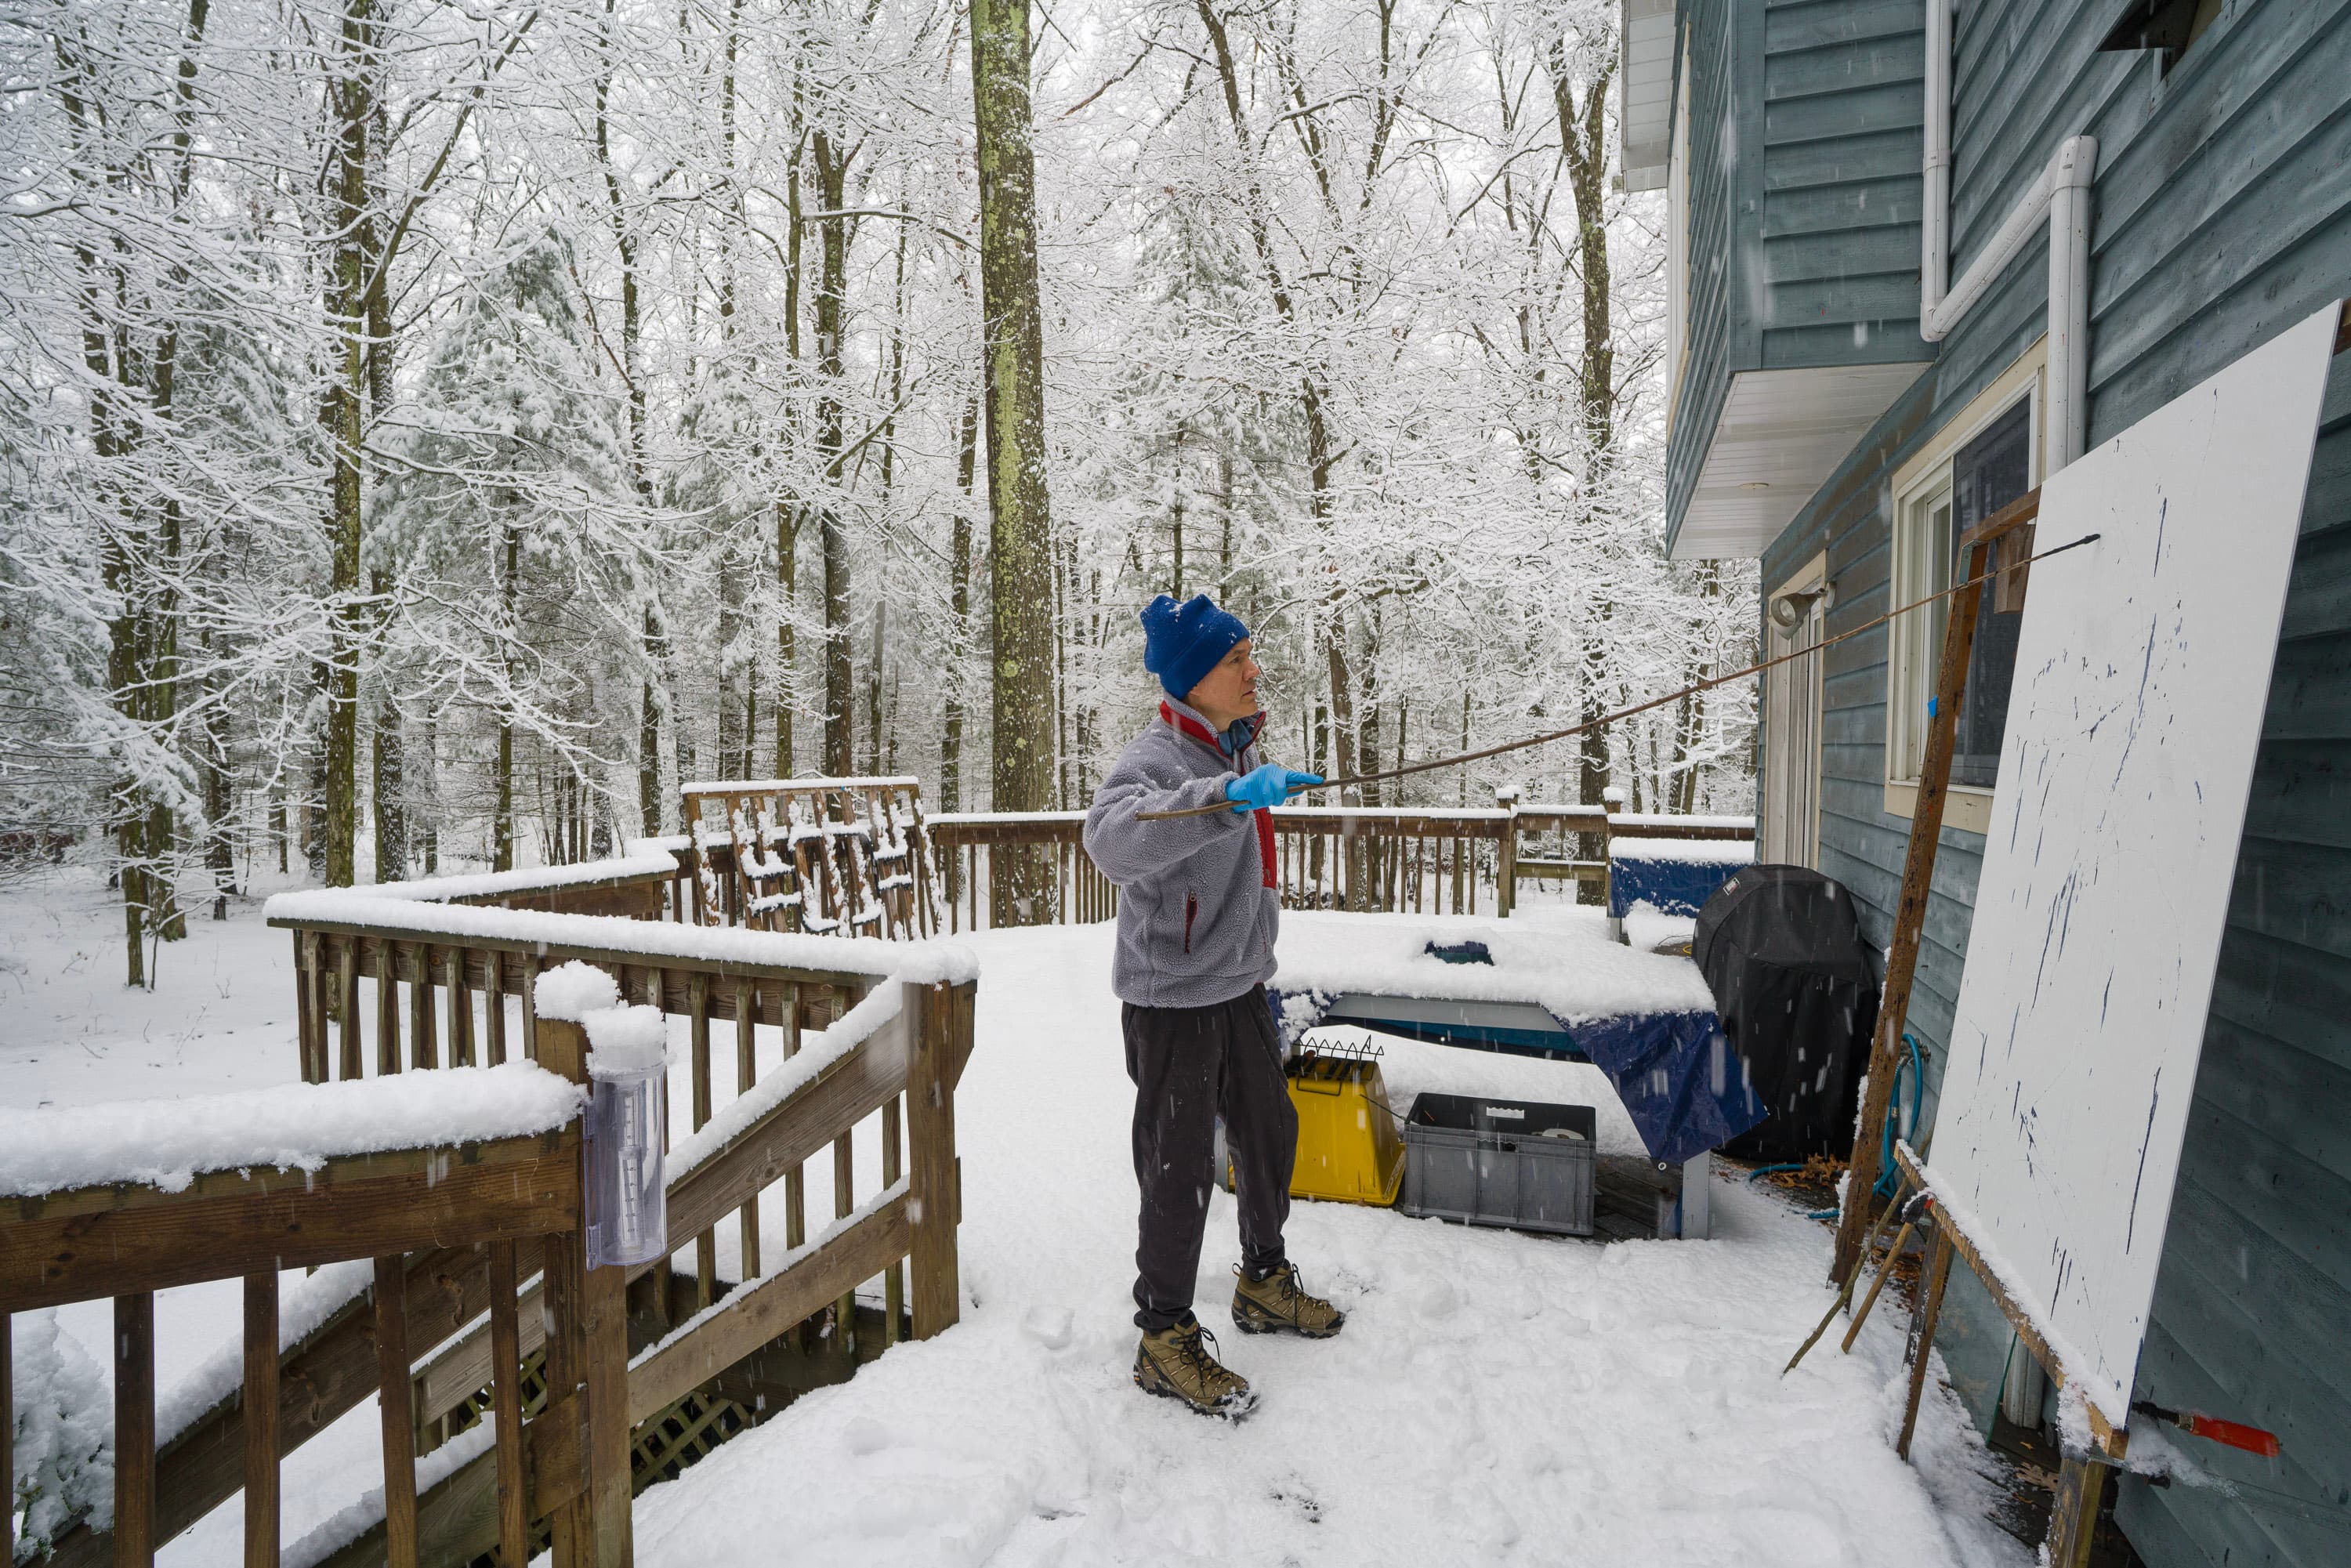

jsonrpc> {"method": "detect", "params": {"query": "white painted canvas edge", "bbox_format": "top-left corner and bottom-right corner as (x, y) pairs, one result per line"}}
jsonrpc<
(1928, 303), (2340, 1429)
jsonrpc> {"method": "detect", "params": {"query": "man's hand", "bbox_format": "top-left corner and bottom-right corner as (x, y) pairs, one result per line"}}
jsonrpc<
(1226, 764), (1321, 813)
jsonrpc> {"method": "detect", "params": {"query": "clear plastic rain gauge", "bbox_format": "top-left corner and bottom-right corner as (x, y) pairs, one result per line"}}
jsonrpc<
(584, 1052), (666, 1268)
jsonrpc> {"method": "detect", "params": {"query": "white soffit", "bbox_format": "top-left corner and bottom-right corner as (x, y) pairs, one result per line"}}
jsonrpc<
(1620, 0), (1674, 194)
(1672, 363), (1931, 560)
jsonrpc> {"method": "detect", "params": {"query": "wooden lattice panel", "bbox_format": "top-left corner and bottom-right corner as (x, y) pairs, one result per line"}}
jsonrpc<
(680, 777), (940, 940)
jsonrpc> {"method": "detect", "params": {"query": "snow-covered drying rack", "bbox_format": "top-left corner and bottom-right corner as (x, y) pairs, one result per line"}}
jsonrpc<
(1, 855), (980, 1568)
(678, 777), (943, 940)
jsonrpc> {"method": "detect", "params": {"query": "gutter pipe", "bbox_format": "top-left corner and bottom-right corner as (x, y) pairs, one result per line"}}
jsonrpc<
(1918, 0), (2096, 468)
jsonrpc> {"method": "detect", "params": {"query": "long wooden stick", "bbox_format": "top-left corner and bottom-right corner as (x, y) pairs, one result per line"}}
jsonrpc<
(1137, 525), (2096, 820)
(1896, 1230), (1956, 1460)
(1784, 1175), (1911, 1377)
(1833, 491), (2047, 1281)
(1841, 1220), (1918, 1354)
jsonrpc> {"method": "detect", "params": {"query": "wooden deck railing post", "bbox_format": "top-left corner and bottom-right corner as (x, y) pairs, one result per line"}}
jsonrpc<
(488, 1241), (529, 1568)
(372, 1257), (419, 1568)
(242, 1272), (279, 1568)
(114, 1291), (156, 1567)
(2, 1313), (13, 1566)
(534, 1012), (633, 1568)
(904, 981), (962, 1339)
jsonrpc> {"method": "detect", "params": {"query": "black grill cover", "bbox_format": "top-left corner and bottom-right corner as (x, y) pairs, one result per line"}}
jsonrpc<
(1693, 865), (1880, 1164)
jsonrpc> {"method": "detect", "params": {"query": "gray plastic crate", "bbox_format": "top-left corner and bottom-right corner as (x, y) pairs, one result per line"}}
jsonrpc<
(1399, 1092), (1596, 1237)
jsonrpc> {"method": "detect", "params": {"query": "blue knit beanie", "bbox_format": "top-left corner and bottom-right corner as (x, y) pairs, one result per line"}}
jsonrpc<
(1139, 593), (1249, 702)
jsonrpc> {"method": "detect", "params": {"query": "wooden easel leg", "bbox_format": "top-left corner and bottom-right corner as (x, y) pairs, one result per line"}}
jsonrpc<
(1896, 1230), (1954, 1459)
(2045, 1454), (2114, 1568)
(1841, 1219), (1918, 1353)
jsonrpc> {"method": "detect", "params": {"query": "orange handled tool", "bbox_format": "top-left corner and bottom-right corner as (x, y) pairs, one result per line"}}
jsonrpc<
(2133, 1401), (2282, 1458)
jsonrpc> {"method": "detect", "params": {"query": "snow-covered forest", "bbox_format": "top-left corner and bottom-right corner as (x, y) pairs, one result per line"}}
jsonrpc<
(0, 0), (1755, 978)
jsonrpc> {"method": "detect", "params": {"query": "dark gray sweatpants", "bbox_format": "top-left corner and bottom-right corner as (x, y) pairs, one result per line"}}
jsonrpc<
(1124, 984), (1297, 1333)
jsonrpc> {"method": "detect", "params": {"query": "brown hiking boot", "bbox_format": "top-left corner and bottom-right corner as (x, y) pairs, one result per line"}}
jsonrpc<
(1231, 1262), (1346, 1338)
(1134, 1316), (1256, 1420)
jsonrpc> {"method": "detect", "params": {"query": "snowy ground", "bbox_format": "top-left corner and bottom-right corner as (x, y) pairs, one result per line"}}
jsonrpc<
(3, 868), (2030, 1566)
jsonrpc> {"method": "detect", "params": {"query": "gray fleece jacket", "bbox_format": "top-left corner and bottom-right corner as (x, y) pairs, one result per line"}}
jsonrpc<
(1081, 697), (1281, 1009)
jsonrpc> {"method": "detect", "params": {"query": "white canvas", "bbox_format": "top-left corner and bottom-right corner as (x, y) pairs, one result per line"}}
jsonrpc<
(1929, 303), (2340, 1429)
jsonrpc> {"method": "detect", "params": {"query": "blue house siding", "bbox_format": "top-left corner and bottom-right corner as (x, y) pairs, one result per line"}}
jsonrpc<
(1760, 0), (1925, 366)
(1664, 0), (1748, 533)
(1737, 1), (2351, 1561)
(2119, 359), (2351, 1567)
(1663, 0), (1928, 540)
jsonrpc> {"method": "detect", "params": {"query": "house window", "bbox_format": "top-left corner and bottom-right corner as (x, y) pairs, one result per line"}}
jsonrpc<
(1889, 392), (2037, 791)
(1762, 553), (1828, 867)
(1948, 400), (2032, 788)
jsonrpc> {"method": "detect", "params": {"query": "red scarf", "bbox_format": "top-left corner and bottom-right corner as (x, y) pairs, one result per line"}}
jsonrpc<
(1159, 701), (1277, 889)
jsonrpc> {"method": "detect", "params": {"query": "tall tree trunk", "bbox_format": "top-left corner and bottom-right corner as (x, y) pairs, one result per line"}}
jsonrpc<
(940, 395), (980, 811)
(494, 521), (519, 871)
(318, 0), (375, 889)
(596, 0), (662, 831)
(772, 69), (805, 779)
(864, 603), (886, 776)
(813, 130), (853, 775)
(1552, 30), (1619, 893)
(972, 0), (1058, 919)
(774, 503), (797, 776)
(371, 687), (403, 882)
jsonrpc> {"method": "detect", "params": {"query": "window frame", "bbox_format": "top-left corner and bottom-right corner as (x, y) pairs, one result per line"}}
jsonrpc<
(1882, 341), (2048, 833)
(1762, 551), (1829, 868)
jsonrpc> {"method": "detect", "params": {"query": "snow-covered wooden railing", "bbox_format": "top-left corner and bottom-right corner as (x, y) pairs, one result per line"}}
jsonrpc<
(0, 1063), (606, 1568)
(926, 810), (1121, 929)
(244, 871), (976, 1568)
(928, 798), (1755, 925)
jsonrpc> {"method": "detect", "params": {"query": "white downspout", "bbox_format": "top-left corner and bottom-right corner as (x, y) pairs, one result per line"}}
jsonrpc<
(1918, 0), (2096, 467)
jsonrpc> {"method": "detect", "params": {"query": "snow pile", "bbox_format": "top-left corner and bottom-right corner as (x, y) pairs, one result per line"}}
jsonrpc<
(1273, 907), (1714, 1023)
(1623, 904), (1700, 955)
(585, 1005), (671, 1077)
(1609, 835), (1756, 866)
(9, 1311), (114, 1552)
(0, 1063), (585, 1197)
(534, 958), (621, 1021)
(1612, 813), (1756, 834)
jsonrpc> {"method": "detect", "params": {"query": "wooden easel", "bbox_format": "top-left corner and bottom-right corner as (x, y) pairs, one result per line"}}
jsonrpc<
(1890, 1143), (2126, 1568)
(1831, 484), (2044, 1284)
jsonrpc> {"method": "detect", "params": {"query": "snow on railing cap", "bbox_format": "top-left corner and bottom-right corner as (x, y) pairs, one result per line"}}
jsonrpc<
(534, 960), (621, 1022)
(680, 774), (920, 794)
(0, 1065), (585, 1199)
(583, 1005), (669, 1077)
(265, 889), (980, 986)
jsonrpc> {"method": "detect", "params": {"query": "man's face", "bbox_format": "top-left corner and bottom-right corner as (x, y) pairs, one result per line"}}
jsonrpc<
(1185, 638), (1261, 726)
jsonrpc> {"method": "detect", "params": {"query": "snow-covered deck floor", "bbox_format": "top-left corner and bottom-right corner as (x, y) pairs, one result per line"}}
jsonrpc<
(625, 916), (2025, 1568)
(0, 878), (2029, 1566)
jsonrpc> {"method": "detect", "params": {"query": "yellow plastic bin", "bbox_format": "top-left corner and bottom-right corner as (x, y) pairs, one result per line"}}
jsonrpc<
(1222, 1041), (1405, 1207)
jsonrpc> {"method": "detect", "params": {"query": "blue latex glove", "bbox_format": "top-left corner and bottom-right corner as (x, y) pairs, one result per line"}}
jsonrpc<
(1226, 764), (1320, 813)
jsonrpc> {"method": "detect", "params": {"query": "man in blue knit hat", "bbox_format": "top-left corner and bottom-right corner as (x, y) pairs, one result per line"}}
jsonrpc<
(1081, 593), (1344, 1421)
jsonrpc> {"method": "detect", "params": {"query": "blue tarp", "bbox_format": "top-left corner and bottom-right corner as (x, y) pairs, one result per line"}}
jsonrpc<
(1607, 853), (1744, 918)
(1273, 991), (1765, 1167)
